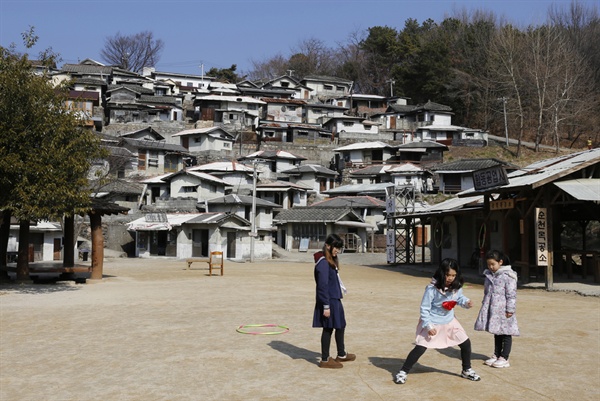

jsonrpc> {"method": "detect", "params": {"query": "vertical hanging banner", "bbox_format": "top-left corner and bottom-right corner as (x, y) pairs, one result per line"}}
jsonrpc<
(386, 230), (395, 264)
(535, 208), (548, 266)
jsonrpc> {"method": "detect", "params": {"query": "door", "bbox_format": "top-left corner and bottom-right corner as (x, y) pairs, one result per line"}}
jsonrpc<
(227, 231), (236, 259)
(53, 238), (62, 260)
(192, 229), (209, 257)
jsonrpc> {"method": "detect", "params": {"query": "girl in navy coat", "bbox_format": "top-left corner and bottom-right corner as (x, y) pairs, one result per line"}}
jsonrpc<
(312, 234), (356, 368)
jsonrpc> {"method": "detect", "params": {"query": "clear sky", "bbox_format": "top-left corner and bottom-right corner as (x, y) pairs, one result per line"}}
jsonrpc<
(0, 0), (592, 76)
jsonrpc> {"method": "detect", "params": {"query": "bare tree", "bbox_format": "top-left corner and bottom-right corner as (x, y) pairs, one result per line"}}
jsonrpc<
(100, 31), (164, 73)
(489, 24), (527, 156)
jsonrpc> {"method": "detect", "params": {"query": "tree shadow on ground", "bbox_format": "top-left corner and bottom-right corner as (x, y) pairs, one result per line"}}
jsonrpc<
(268, 340), (320, 366)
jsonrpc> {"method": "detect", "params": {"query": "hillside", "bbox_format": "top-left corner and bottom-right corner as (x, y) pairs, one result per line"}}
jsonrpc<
(444, 141), (579, 169)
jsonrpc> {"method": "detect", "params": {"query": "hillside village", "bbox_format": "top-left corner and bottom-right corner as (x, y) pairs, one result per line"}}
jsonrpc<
(8, 59), (599, 287)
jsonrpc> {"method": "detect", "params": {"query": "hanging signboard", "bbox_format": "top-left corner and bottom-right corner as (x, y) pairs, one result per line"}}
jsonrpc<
(473, 166), (509, 191)
(490, 198), (515, 210)
(535, 208), (548, 266)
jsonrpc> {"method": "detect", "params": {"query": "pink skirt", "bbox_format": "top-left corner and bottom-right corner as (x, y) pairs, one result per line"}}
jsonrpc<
(415, 318), (469, 349)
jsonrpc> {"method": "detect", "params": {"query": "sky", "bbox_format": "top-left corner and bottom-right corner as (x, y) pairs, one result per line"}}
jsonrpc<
(0, 0), (593, 76)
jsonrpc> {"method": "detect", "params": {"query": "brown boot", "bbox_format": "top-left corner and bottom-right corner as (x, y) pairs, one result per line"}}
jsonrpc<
(319, 357), (343, 369)
(335, 353), (356, 362)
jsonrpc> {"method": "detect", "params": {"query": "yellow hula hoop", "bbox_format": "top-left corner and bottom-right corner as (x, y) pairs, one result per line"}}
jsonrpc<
(236, 324), (290, 335)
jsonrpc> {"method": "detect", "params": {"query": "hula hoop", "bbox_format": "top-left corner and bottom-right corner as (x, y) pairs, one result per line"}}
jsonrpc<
(433, 220), (443, 248)
(236, 324), (290, 335)
(478, 223), (487, 249)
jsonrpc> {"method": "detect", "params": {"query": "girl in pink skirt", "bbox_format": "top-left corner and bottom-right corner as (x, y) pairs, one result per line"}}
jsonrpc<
(394, 258), (481, 384)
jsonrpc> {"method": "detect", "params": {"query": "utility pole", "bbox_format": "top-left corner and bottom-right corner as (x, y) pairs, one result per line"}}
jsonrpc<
(386, 79), (395, 97)
(250, 160), (257, 262)
(499, 97), (509, 146)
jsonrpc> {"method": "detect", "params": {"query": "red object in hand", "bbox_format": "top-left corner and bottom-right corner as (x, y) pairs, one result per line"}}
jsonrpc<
(442, 300), (457, 310)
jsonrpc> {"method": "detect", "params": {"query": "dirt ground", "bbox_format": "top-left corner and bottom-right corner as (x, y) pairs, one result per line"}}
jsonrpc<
(1, 254), (598, 401)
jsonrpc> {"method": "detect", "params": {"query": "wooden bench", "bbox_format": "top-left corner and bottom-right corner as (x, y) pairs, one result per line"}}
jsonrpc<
(186, 252), (224, 276)
(186, 258), (209, 270)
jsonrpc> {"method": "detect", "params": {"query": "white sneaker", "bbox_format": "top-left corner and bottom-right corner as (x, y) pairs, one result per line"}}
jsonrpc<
(492, 357), (510, 368)
(484, 355), (498, 366)
(461, 368), (481, 381)
(394, 370), (407, 384)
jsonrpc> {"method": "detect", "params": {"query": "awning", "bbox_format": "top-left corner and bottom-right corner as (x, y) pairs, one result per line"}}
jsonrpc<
(334, 221), (377, 229)
(554, 179), (600, 201)
(127, 221), (172, 231)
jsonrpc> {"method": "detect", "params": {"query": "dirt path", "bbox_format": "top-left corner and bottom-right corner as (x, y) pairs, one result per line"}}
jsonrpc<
(1, 257), (598, 401)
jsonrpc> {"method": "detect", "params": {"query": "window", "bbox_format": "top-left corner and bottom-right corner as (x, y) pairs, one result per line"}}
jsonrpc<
(223, 142), (230, 148)
(164, 154), (178, 172)
(323, 84), (333, 90)
(247, 104), (257, 110)
(187, 82), (193, 87)
(365, 125), (372, 130)
(336, 86), (345, 91)
(182, 186), (197, 193)
(343, 121), (353, 127)
(298, 131), (309, 136)
(281, 82), (289, 88)
(155, 88), (166, 96)
(288, 106), (296, 111)
(229, 113), (238, 120)
(148, 151), (159, 168)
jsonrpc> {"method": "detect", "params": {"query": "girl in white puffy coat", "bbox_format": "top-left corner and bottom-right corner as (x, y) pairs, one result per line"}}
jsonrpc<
(474, 250), (520, 368)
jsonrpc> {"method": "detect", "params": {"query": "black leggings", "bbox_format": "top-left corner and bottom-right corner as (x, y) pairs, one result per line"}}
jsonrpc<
(321, 328), (345, 360)
(401, 338), (473, 373)
(494, 334), (512, 359)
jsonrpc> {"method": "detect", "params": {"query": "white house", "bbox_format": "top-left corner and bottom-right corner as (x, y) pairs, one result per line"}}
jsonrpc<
(280, 164), (339, 196)
(167, 170), (232, 202)
(172, 127), (236, 153)
(187, 161), (254, 189)
(333, 141), (396, 167)
(7, 221), (64, 263)
(126, 211), (271, 260)
(323, 116), (380, 141)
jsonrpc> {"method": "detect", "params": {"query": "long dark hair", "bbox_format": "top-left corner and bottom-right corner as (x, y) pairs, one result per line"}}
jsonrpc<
(323, 234), (344, 269)
(432, 258), (464, 291)
(485, 249), (510, 266)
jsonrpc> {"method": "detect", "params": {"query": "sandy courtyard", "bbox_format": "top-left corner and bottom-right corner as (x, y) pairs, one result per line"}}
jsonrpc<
(1, 256), (599, 401)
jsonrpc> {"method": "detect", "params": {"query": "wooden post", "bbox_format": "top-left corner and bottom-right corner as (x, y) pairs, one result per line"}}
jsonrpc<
(16, 220), (30, 281)
(63, 215), (75, 268)
(546, 199), (554, 290)
(89, 212), (104, 280)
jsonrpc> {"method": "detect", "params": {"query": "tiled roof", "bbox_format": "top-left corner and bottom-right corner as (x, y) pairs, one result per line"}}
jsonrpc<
(311, 196), (386, 209)
(207, 194), (279, 208)
(431, 158), (517, 172)
(274, 207), (360, 223)
(139, 95), (179, 105)
(281, 164), (338, 176)
(61, 63), (113, 75)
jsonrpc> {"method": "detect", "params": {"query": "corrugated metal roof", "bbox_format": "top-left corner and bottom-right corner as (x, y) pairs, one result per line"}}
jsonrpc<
(554, 179), (600, 201)
(459, 148), (600, 196)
